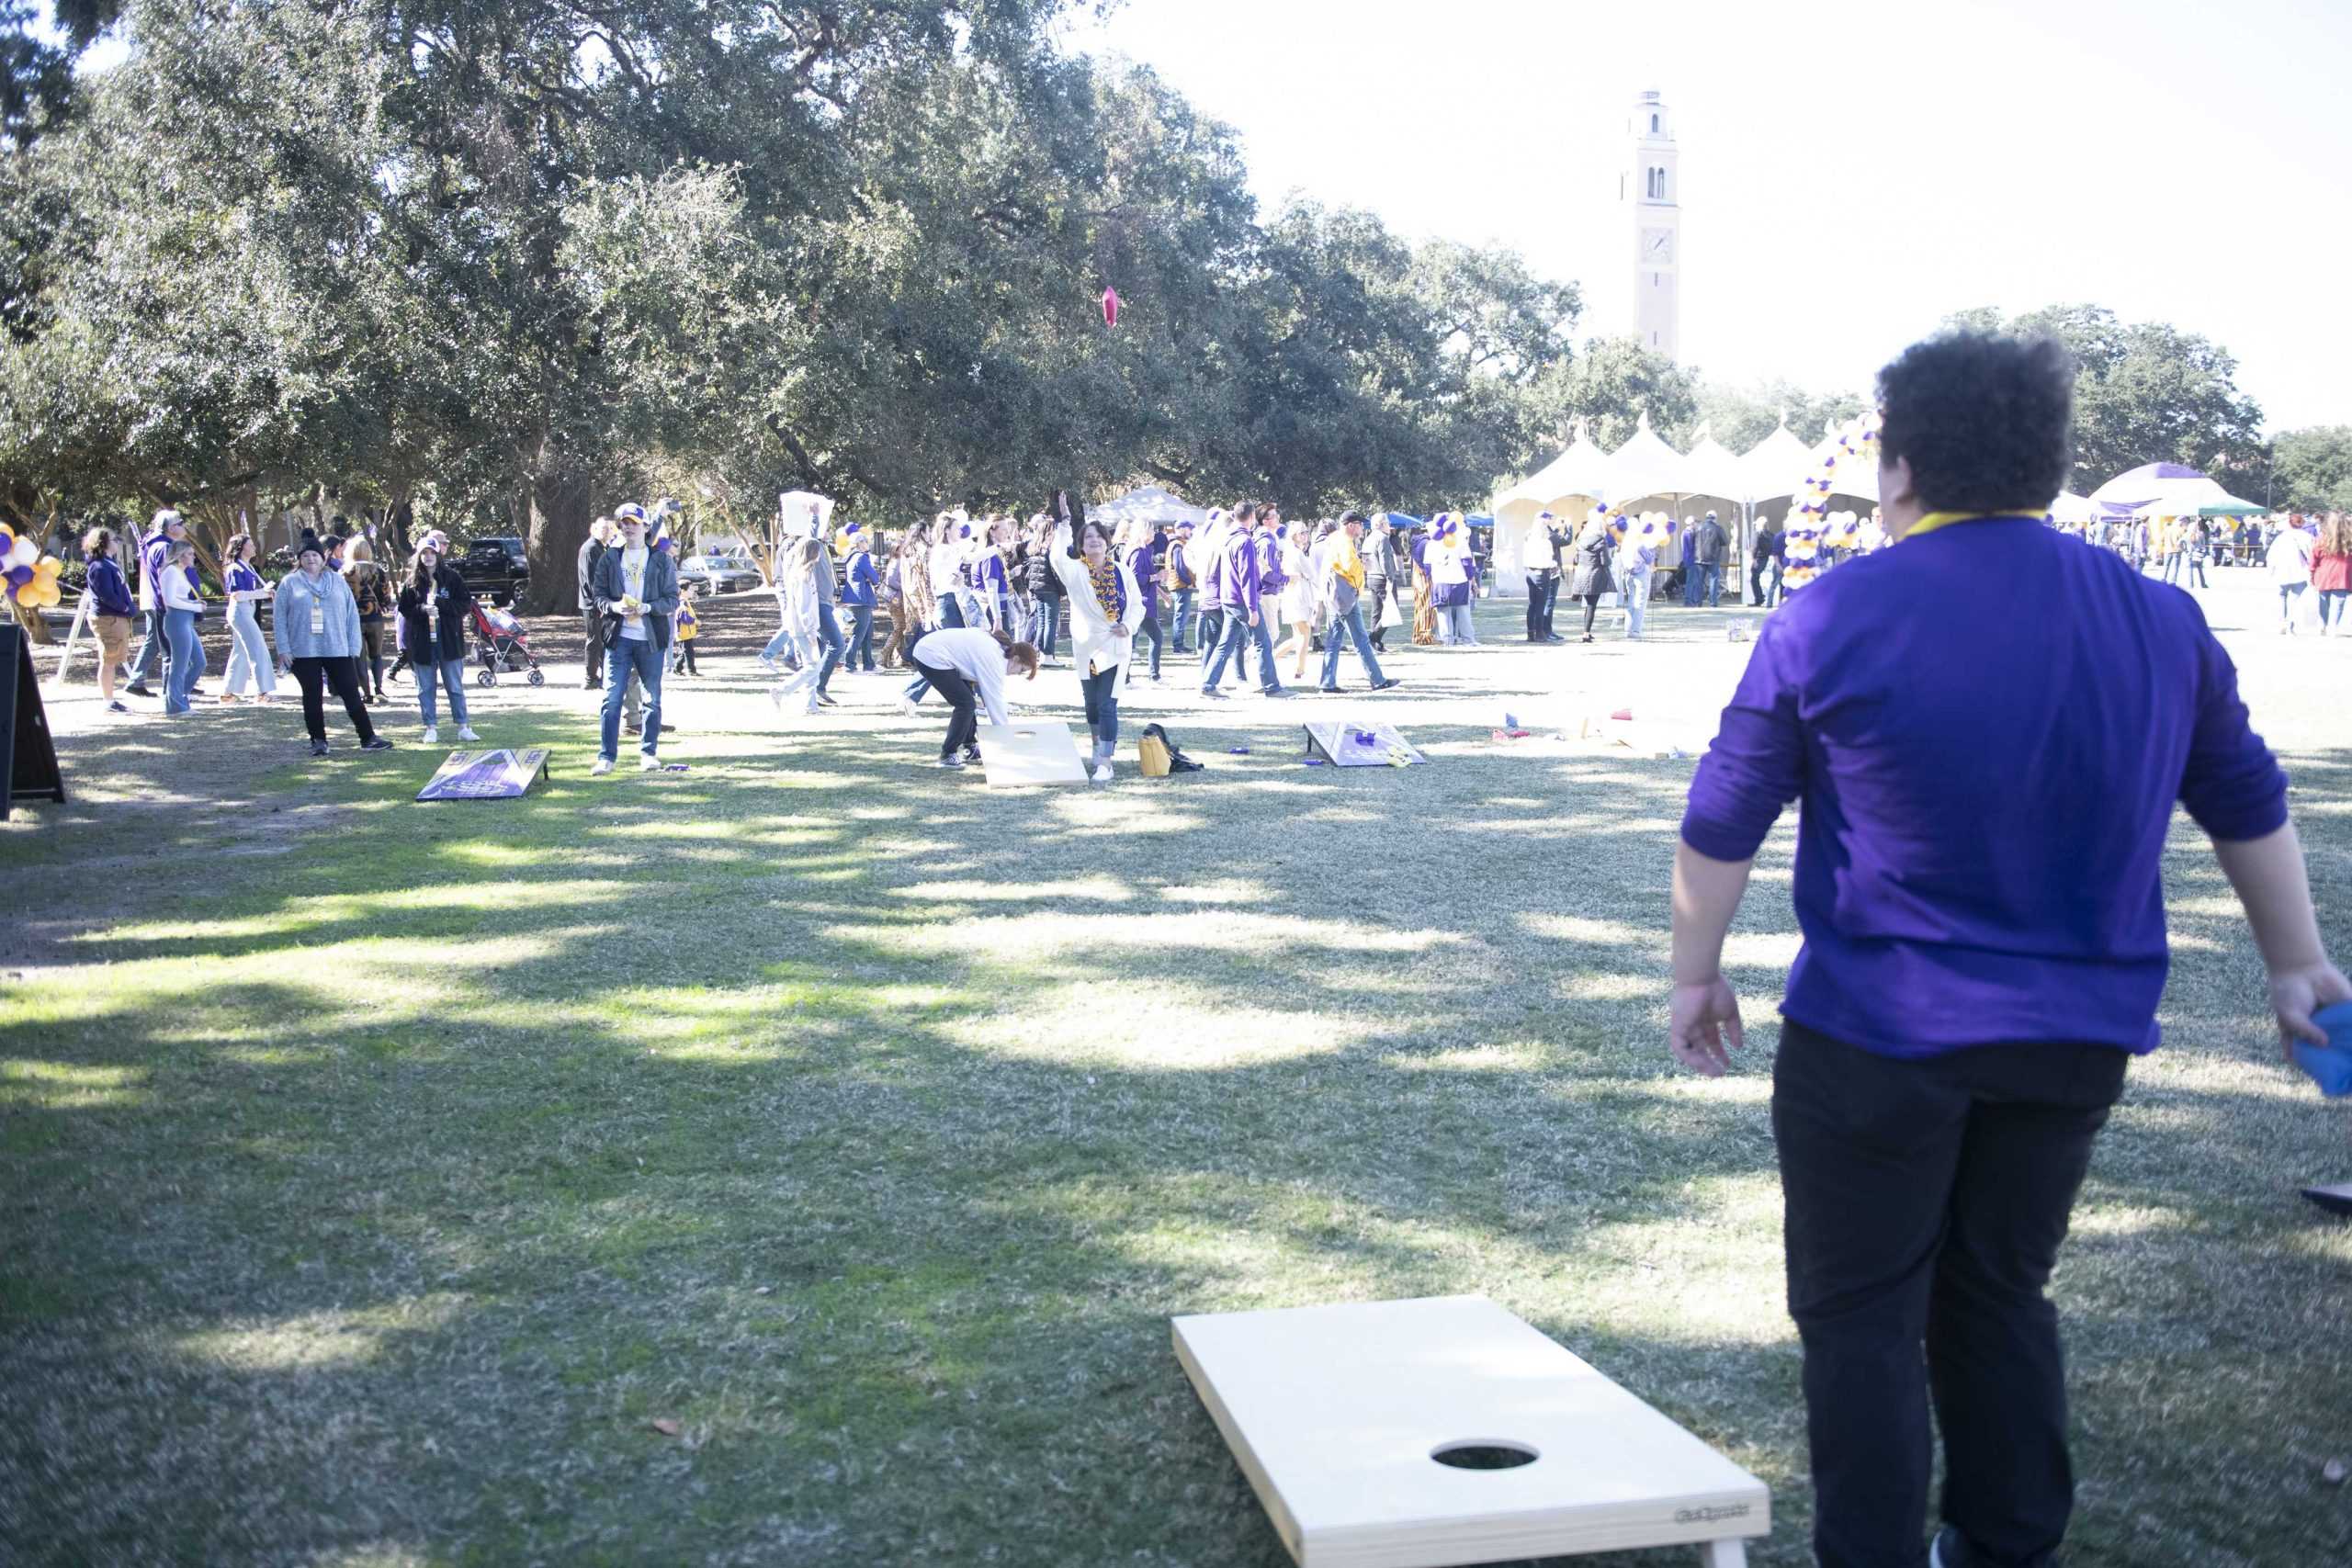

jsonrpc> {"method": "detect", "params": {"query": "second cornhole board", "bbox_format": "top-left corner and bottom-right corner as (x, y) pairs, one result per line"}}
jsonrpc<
(1303, 720), (1425, 768)
(974, 719), (1089, 785)
(1172, 1294), (1768, 1568)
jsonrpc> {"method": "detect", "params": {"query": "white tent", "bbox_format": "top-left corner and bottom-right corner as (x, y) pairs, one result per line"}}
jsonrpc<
(1605, 412), (1698, 512)
(2048, 491), (2100, 524)
(2086, 465), (2243, 517)
(1091, 484), (1210, 528)
(1488, 423), (1614, 594)
(1680, 425), (1750, 504)
(1737, 421), (1816, 519)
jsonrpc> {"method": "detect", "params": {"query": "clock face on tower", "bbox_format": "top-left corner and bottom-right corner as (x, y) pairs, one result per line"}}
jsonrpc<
(1643, 228), (1674, 263)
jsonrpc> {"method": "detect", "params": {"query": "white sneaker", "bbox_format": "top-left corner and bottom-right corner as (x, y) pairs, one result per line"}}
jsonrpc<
(768, 683), (786, 709)
(1091, 761), (1114, 783)
(457, 726), (480, 741)
(639, 753), (660, 772)
(590, 756), (614, 776)
(421, 726), (438, 743)
(899, 697), (920, 718)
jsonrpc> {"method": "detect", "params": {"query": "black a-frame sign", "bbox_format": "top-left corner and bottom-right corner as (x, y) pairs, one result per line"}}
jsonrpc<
(0, 622), (67, 819)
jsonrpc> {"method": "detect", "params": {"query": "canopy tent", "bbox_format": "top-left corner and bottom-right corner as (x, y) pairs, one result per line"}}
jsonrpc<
(2086, 463), (2228, 517)
(2047, 491), (2100, 524)
(1680, 425), (1750, 504)
(1089, 484), (1211, 528)
(1736, 421), (1817, 524)
(1488, 422), (1614, 594)
(1604, 412), (1697, 512)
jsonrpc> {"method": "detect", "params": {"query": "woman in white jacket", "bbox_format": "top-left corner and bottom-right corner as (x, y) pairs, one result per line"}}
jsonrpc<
(766, 539), (829, 716)
(1050, 499), (1147, 782)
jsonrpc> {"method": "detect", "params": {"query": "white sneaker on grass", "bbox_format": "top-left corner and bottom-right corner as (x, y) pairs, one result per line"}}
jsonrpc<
(457, 726), (480, 742)
(421, 726), (438, 743)
(1091, 761), (1114, 783)
(590, 756), (614, 776)
(639, 753), (661, 772)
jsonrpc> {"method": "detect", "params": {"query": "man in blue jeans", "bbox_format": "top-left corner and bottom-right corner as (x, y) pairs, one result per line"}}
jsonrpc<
(1201, 504), (1290, 700)
(1685, 510), (1728, 607)
(590, 509), (679, 774)
(1318, 513), (1400, 694)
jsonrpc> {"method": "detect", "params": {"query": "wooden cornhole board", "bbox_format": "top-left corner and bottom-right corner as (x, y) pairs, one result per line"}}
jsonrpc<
(974, 719), (1088, 785)
(1172, 1295), (1768, 1568)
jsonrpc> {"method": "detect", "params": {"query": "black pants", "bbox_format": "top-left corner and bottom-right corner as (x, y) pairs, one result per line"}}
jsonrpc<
(291, 656), (379, 745)
(360, 619), (387, 694)
(1525, 570), (1558, 639)
(914, 659), (978, 758)
(1774, 1020), (2128, 1568)
(1581, 593), (1602, 635)
(1135, 611), (1163, 679)
(582, 608), (605, 685)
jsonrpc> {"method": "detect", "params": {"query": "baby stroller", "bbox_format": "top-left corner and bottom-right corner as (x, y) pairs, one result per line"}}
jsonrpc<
(470, 603), (546, 687)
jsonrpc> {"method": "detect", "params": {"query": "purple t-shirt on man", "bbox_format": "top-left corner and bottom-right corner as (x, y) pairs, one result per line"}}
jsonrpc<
(1681, 517), (2286, 1059)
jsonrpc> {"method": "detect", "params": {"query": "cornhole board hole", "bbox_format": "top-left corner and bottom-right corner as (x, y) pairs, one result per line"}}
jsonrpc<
(1172, 1294), (1768, 1568)
(975, 720), (1088, 785)
(415, 748), (551, 802)
(1303, 720), (1426, 769)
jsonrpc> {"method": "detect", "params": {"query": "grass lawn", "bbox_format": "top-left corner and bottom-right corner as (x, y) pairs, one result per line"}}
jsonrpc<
(4, 576), (2348, 1566)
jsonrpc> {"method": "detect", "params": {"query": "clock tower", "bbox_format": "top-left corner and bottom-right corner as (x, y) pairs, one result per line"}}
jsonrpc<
(1625, 89), (1680, 361)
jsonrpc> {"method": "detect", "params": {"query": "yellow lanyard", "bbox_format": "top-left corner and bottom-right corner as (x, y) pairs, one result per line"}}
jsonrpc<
(1905, 511), (2034, 541)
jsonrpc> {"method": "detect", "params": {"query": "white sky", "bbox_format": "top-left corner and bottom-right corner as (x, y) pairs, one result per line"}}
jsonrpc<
(1058, 0), (2352, 433)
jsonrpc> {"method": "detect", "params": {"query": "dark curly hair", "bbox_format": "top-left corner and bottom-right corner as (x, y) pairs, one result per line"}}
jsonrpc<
(1877, 332), (2074, 513)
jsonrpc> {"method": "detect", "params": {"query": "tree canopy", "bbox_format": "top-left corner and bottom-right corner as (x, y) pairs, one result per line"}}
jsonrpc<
(0, 6), (2310, 612)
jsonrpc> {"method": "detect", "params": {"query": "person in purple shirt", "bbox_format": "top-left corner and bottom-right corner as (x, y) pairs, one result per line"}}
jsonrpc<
(81, 525), (138, 713)
(1121, 522), (1164, 682)
(125, 508), (187, 697)
(1668, 331), (2346, 1568)
(1200, 503), (1291, 700)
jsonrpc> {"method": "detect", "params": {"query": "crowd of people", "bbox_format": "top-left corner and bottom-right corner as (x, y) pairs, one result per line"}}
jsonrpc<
(725, 497), (1430, 775)
(58, 488), (2352, 780)
(77, 508), (505, 754)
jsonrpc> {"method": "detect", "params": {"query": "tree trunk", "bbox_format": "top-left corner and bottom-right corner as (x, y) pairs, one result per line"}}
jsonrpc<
(521, 446), (593, 615)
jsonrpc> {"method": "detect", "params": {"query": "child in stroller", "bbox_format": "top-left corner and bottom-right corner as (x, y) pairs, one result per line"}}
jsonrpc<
(470, 603), (546, 686)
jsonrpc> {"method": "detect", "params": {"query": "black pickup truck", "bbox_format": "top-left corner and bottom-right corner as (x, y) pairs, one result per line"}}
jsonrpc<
(455, 536), (531, 606)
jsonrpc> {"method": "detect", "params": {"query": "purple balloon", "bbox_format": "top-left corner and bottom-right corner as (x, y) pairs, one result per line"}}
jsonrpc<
(6, 564), (31, 587)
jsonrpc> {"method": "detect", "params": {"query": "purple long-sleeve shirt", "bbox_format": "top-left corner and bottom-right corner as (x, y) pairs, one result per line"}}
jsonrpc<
(1225, 530), (1263, 615)
(1681, 517), (2286, 1059)
(1255, 531), (1286, 596)
(86, 555), (135, 617)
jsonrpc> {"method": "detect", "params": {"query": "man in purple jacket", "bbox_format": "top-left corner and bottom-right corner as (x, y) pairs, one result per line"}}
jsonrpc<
(124, 508), (187, 698)
(1200, 503), (1290, 700)
(1668, 331), (2346, 1568)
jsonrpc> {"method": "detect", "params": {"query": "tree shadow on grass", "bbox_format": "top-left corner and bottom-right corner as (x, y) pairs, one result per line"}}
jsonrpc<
(4, 707), (2348, 1564)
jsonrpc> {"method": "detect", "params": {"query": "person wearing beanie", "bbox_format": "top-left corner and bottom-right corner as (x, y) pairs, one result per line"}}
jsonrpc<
(274, 543), (391, 756)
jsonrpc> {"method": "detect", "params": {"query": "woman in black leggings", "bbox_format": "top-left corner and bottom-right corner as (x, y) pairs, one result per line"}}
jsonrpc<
(1568, 520), (1615, 643)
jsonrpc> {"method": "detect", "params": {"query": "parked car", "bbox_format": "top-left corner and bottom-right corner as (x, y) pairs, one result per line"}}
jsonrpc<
(456, 536), (531, 606)
(680, 553), (764, 594)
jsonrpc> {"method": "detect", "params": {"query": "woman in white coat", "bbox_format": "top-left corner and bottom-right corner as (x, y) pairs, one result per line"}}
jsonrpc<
(1050, 499), (1147, 782)
(765, 539), (829, 716)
